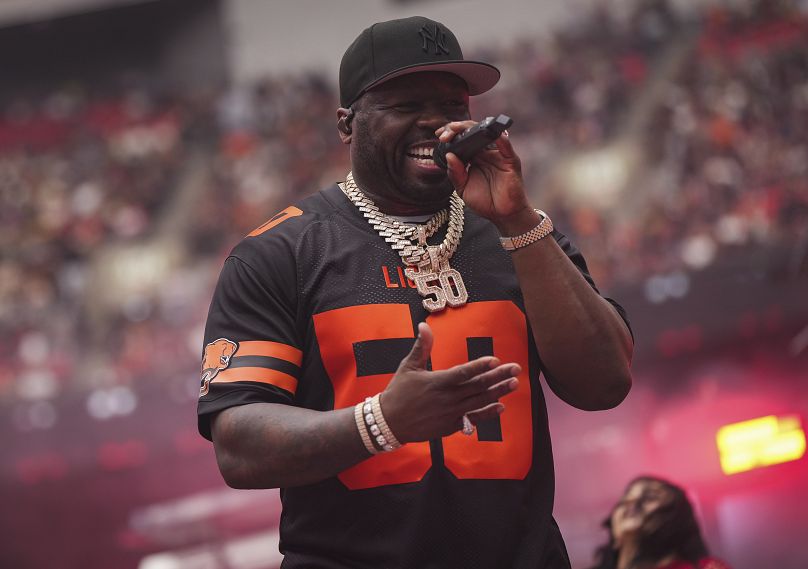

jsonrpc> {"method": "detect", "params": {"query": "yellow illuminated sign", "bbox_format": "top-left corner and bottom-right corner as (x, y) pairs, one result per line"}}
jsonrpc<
(716, 415), (806, 475)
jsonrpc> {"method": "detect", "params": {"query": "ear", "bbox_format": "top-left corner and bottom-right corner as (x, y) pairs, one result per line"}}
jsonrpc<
(337, 107), (354, 143)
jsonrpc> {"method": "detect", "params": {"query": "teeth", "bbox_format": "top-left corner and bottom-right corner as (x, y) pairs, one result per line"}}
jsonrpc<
(411, 157), (435, 165)
(408, 146), (434, 158)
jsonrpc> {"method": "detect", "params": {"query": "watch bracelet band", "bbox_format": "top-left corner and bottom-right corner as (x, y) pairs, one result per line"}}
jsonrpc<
(499, 209), (553, 251)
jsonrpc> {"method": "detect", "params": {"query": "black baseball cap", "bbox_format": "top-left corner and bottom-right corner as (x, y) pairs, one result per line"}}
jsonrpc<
(339, 16), (501, 108)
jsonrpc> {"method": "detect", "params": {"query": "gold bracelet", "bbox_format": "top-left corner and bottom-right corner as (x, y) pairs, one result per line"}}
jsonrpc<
(372, 393), (402, 451)
(499, 209), (553, 251)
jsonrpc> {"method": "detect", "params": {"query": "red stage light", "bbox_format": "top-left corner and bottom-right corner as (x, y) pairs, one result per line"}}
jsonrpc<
(716, 415), (806, 475)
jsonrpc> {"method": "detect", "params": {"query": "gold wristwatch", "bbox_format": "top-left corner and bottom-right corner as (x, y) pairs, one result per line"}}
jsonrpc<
(499, 209), (554, 251)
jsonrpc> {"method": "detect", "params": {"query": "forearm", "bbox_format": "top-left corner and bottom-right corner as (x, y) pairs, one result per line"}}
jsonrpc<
(497, 211), (633, 410)
(209, 329), (523, 489)
(211, 403), (369, 489)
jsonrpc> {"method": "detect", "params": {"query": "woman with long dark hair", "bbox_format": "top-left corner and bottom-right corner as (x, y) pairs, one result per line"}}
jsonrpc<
(589, 476), (731, 569)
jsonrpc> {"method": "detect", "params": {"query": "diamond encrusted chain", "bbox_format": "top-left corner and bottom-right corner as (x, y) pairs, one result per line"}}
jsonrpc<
(342, 172), (464, 266)
(342, 171), (469, 312)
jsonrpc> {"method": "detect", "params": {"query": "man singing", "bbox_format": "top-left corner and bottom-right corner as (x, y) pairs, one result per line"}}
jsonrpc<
(198, 16), (633, 568)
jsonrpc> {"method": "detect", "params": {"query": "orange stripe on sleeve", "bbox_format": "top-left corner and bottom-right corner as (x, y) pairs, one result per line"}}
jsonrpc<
(214, 367), (298, 394)
(237, 341), (303, 366)
(248, 206), (303, 237)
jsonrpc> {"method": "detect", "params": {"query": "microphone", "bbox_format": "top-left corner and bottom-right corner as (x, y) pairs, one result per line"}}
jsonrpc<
(433, 114), (513, 170)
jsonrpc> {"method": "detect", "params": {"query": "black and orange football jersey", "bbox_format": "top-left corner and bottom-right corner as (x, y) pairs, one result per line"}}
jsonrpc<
(198, 184), (630, 569)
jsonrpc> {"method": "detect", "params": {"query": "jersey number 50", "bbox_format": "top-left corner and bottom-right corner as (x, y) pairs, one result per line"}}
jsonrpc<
(313, 301), (533, 490)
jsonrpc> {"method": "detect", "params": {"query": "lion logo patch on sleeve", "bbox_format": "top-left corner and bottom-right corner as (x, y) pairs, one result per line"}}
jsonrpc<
(199, 338), (239, 397)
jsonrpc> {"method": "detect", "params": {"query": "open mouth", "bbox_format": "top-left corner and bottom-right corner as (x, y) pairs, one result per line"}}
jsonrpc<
(406, 144), (439, 167)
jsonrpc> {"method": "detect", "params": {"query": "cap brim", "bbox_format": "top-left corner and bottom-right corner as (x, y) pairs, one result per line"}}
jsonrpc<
(362, 60), (500, 99)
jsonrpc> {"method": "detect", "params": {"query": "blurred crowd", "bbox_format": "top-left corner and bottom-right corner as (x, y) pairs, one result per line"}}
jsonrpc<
(1, 0), (806, 413)
(0, 87), (189, 407)
(564, 2), (808, 290)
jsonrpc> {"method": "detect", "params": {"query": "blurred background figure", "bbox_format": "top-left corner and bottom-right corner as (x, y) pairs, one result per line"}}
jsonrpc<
(590, 476), (731, 569)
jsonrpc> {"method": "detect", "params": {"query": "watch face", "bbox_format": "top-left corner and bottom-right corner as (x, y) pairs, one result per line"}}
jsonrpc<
(500, 237), (516, 251)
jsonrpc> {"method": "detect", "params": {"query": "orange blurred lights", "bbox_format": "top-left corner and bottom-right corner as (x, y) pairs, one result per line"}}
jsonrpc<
(717, 415), (806, 475)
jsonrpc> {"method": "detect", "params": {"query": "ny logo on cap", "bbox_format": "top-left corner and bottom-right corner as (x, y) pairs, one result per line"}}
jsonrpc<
(419, 24), (450, 55)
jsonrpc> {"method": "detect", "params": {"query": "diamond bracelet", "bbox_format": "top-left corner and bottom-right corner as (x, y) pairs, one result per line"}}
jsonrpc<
(354, 395), (402, 454)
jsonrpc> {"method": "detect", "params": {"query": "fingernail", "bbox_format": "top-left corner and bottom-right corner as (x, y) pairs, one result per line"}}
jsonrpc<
(509, 378), (519, 389)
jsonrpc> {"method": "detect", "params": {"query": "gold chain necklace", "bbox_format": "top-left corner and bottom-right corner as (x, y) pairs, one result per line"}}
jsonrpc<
(342, 172), (469, 312)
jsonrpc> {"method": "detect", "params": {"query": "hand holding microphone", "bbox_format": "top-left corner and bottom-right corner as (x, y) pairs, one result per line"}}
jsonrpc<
(433, 114), (513, 170)
(436, 113), (529, 225)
